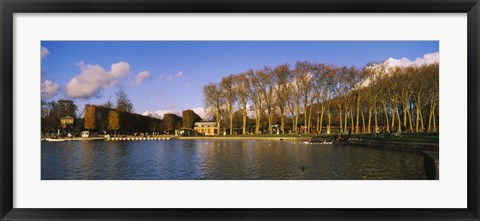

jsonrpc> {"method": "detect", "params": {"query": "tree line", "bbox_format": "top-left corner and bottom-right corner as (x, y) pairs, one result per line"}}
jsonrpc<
(42, 89), (203, 135)
(203, 61), (439, 135)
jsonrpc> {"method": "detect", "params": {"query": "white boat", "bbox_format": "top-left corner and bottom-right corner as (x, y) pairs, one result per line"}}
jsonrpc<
(45, 138), (66, 142)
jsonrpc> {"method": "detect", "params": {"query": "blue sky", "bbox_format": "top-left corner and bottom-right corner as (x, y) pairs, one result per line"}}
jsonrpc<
(40, 41), (439, 119)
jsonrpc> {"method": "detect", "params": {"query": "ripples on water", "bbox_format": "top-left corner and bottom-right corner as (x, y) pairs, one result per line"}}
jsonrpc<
(41, 140), (427, 180)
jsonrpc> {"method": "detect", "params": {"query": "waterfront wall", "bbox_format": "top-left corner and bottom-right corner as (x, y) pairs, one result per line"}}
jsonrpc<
(346, 139), (439, 152)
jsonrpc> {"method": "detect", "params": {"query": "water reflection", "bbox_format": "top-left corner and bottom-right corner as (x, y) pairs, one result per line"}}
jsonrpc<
(41, 140), (427, 180)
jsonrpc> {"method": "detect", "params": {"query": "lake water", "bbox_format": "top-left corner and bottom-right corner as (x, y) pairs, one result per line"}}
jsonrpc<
(41, 139), (427, 180)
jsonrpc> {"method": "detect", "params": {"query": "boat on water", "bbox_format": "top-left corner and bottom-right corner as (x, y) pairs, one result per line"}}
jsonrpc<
(45, 138), (66, 142)
(44, 129), (66, 142)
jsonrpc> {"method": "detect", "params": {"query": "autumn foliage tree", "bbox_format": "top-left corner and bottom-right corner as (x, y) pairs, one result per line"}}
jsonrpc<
(84, 104), (96, 130)
(108, 109), (120, 134)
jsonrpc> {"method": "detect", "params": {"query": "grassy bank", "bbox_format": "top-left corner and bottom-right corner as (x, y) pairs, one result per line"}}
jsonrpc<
(178, 133), (438, 145)
(352, 133), (439, 144)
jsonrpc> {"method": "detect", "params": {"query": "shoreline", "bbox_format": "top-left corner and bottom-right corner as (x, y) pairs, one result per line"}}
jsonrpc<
(176, 136), (298, 141)
(346, 139), (439, 152)
(41, 135), (439, 152)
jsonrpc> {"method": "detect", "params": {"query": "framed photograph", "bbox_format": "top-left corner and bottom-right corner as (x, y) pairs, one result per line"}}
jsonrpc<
(1, 0), (479, 220)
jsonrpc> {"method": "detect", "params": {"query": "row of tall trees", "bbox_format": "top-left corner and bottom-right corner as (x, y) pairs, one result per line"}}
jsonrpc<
(41, 89), (133, 133)
(203, 61), (439, 135)
(41, 99), (79, 132)
(84, 104), (164, 134)
(42, 88), (200, 135)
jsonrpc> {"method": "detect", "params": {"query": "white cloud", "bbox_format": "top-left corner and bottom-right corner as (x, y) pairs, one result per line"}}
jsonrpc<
(383, 52), (439, 68)
(142, 107), (206, 120)
(131, 71), (151, 86)
(41, 47), (50, 59)
(362, 52), (440, 87)
(65, 61), (131, 99)
(165, 74), (174, 81)
(41, 80), (60, 99)
(142, 109), (180, 119)
(176, 71), (184, 78)
(191, 107), (207, 119)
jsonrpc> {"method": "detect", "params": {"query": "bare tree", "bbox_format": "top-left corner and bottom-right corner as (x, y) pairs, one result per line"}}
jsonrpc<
(220, 74), (237, 135)
(255, 67), (276, 134)
(312, 64), (330, 134)
(115, 89), (134, 113)
(273, 64), (290, 134)
(286, 76), (301, 134)
(234, 73), (250, 135)
(203, 83), (225, 135)
(294, 61), (314, 133)
(247, 70), (265, 134)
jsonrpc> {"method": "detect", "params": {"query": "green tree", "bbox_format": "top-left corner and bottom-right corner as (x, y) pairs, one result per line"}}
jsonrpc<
(182, 110), (201, 129)
(57, 99), (78, 118)
(163, 113), (182, 134)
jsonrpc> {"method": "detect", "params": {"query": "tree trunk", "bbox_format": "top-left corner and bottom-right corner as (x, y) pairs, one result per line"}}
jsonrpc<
(255, 107), (261, 134)
(429, 101), (437, 133)
(291, 113), (296, 134)
(407, 109), (413, 132)
(420, 110), (425, 131)
(268, 111), (273, 134)
(355, 105), (360, 134)
(416, 95), (421, 132)
(344, 108), (348, 132)
(255, 116), (261, 134)
(338, 106), (343, 132)
(383, 103), (390, 133)
(242, 112), (247, 135)
(295, 106), (300, 134)
(280, 114), (285, 134)
(229, 105), (233, 135)
(350, 109), (354, 134)
(304, 104), (308, 134)
(308, 104), (314, 134)
(327, 111), (331, 134)
(367, 108), (372, 133)
(428, 106), (433, 132)
(396, 107), (401, 133)
(361, 110), (365, 133)
(216, 111), (221, 135)
(319, 108), (324, 134)
(391, 103), (395, 132)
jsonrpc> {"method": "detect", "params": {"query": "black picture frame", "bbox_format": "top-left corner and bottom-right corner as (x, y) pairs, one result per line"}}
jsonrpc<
(1, 0), (479, 220)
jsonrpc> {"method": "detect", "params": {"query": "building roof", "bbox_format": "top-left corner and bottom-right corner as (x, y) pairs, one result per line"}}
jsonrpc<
(194, 122), (216, 126)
